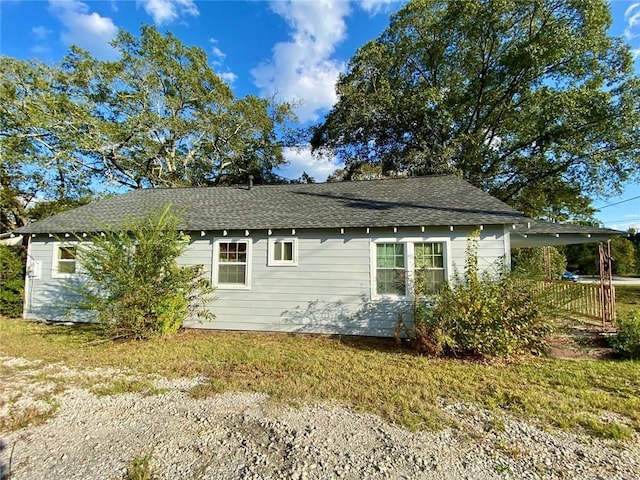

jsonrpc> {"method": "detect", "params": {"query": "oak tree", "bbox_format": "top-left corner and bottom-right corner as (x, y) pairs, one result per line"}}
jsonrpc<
(0, 25), (292, 231)
(311, 0), (640, 218)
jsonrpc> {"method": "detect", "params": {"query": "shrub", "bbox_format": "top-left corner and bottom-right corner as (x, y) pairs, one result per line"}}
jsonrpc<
(74, 205), (214, 340)
(610, 309), (640, 360)
(0, 244), (24, 317)
(407, 233), (552, 358)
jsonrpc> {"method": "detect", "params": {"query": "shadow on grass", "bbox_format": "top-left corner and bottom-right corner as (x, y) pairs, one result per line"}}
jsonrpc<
(36, 320), (108, 345)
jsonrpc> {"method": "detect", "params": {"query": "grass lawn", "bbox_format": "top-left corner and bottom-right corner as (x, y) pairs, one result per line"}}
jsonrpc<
(616, 285), (640, 319)
(2, 287), (640, 439)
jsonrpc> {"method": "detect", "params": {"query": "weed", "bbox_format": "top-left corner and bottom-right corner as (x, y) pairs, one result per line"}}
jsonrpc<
(123, 454), (156, 480)
(90, 379), (166, 397)
(0, 401), (59, 432)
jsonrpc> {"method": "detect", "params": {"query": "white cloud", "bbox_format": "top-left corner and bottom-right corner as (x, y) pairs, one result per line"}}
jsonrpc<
(32, 26), (52, 40)
(279, 146), (342, 181)
(358, 0), (399, 15)
(252, 0), (351, 123)
(48, 0), (118, 59)
(219, 71), (238, 84)
(208, 38), (226, 65)
(136, 0), (198, 26)
(625, 3), (640, 40)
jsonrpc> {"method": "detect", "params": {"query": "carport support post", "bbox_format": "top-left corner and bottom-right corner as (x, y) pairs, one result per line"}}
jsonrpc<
(598, 241), (616, 328)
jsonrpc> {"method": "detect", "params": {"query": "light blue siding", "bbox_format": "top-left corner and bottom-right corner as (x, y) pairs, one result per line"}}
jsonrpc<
(23, 226), (508, 336)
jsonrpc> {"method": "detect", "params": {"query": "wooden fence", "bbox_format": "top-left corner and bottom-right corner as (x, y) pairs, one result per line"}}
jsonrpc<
(529, 281), (615, 324)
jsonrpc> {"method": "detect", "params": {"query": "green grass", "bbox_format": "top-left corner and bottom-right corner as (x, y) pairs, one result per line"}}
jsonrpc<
(1, 317), (640, 439)
(616, 285), (640, 319)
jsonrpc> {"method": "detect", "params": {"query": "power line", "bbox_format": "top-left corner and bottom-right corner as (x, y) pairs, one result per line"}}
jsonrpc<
(598, 194), (640, 209)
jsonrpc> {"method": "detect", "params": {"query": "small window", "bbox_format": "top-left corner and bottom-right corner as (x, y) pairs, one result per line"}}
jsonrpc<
(414, 242), (445, 294)
(52, 243), (78, 278)
(268, 238), (298, 266)
(376, 243), (406, 295)
(214, 239), (251, 289)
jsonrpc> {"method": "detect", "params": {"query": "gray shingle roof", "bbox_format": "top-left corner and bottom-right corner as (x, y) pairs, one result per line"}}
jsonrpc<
(16, 175), (529, 234)
(513, 221), (622, 236)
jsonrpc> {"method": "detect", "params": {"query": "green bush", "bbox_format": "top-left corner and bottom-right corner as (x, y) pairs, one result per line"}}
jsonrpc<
(0, 244), (24, 317)
(74, 205), (214, 340)
(610, 309), (640, 360)
(408, 234), (552, 358)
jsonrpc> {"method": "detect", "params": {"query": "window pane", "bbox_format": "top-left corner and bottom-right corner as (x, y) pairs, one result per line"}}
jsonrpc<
(376, 269), (405, 295)
(219, 242), (249, 263)
(283, 242), (293, 261)
(58, 260), (76, 274)
(59, 247), (76, 260)
(274, 242), (282, 261)
(218, 264), (246, 284)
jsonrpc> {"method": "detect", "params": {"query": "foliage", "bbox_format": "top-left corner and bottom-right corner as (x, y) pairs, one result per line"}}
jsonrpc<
(610, 236), (638, 276)
(406, 234), (552, 358)
(0, 25), (293, 232)
(565, 237), (639, 276)
(123, 455), (156, 480)
(610, 309), (640, 360)
(0, 244), (24, 317)
(74, 205), (213, 340)
(311, 0), (640, 218)
(564, 242), (599, 275)
(511, 246), (566, 280)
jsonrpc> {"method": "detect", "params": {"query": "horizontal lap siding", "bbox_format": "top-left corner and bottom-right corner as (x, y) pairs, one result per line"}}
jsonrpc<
(24, 238), (89, 321)
(189, 233), (386, 336)
(24, 226), (508, 336)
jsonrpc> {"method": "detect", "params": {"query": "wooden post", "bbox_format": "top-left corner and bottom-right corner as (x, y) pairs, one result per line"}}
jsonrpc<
(598, 241), (616, 328)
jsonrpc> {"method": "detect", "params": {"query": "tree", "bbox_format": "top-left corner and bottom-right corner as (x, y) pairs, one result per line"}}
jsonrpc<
(311, 0), (640, 218)
(0, 25), (293, 232)
(74, 205), (213, 340)
(610, 236), (637, 276)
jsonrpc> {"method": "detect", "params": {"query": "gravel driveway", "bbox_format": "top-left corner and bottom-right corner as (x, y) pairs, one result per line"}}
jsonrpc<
(1, 357), (638, 480)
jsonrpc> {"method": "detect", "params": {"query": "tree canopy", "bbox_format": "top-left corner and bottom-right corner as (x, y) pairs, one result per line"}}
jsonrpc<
(0, 25), (293, 232)
(311, 0), (640, 219)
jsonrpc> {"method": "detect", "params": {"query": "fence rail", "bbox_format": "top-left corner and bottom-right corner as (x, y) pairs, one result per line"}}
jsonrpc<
(530, 281), (615, 324)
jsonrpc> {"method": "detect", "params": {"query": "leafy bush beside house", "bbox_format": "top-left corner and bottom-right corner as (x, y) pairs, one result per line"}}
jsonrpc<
(73, 205), (214, 340)
(0, 244), (24, 317)
(402, 234), (552, 358)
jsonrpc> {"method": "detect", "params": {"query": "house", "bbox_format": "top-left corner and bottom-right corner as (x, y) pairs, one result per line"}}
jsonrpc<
(14, 175), (619, 336)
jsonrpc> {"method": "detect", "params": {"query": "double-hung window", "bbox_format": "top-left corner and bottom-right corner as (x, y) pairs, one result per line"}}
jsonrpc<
(372, 239), (448, 297)
(375, 243), (406, 295)
(214, 239), (251, 289)
(414, 242), (445, 295)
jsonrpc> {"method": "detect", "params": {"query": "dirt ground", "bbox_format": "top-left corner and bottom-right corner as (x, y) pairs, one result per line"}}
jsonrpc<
(547, 315), (617, 360)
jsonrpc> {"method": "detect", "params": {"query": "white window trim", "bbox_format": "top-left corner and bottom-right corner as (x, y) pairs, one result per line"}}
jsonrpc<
(212, 238), (252, 290)
(51, 241), (80, 279)
(267, 237), (298, 267)
(370, 237), (451, 299)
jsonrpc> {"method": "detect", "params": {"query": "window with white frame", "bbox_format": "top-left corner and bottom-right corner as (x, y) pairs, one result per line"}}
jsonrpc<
(214, 239), (251, 288)
(52, 242), (78, 278)
(372, 239), (448, 297)
(268, 238), (298, 266)
(414, 242), (445, 295)
(375, 243), (406, 295)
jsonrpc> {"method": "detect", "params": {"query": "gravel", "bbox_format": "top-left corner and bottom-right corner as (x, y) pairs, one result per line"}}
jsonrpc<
(1, 357), (638, 480)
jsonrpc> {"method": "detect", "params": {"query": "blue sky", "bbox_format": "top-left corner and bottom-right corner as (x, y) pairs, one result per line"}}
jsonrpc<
(0, 0), (638, 231)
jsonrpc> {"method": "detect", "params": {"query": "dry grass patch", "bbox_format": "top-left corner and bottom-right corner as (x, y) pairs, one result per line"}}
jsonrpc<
(1, 318), (640, 438)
